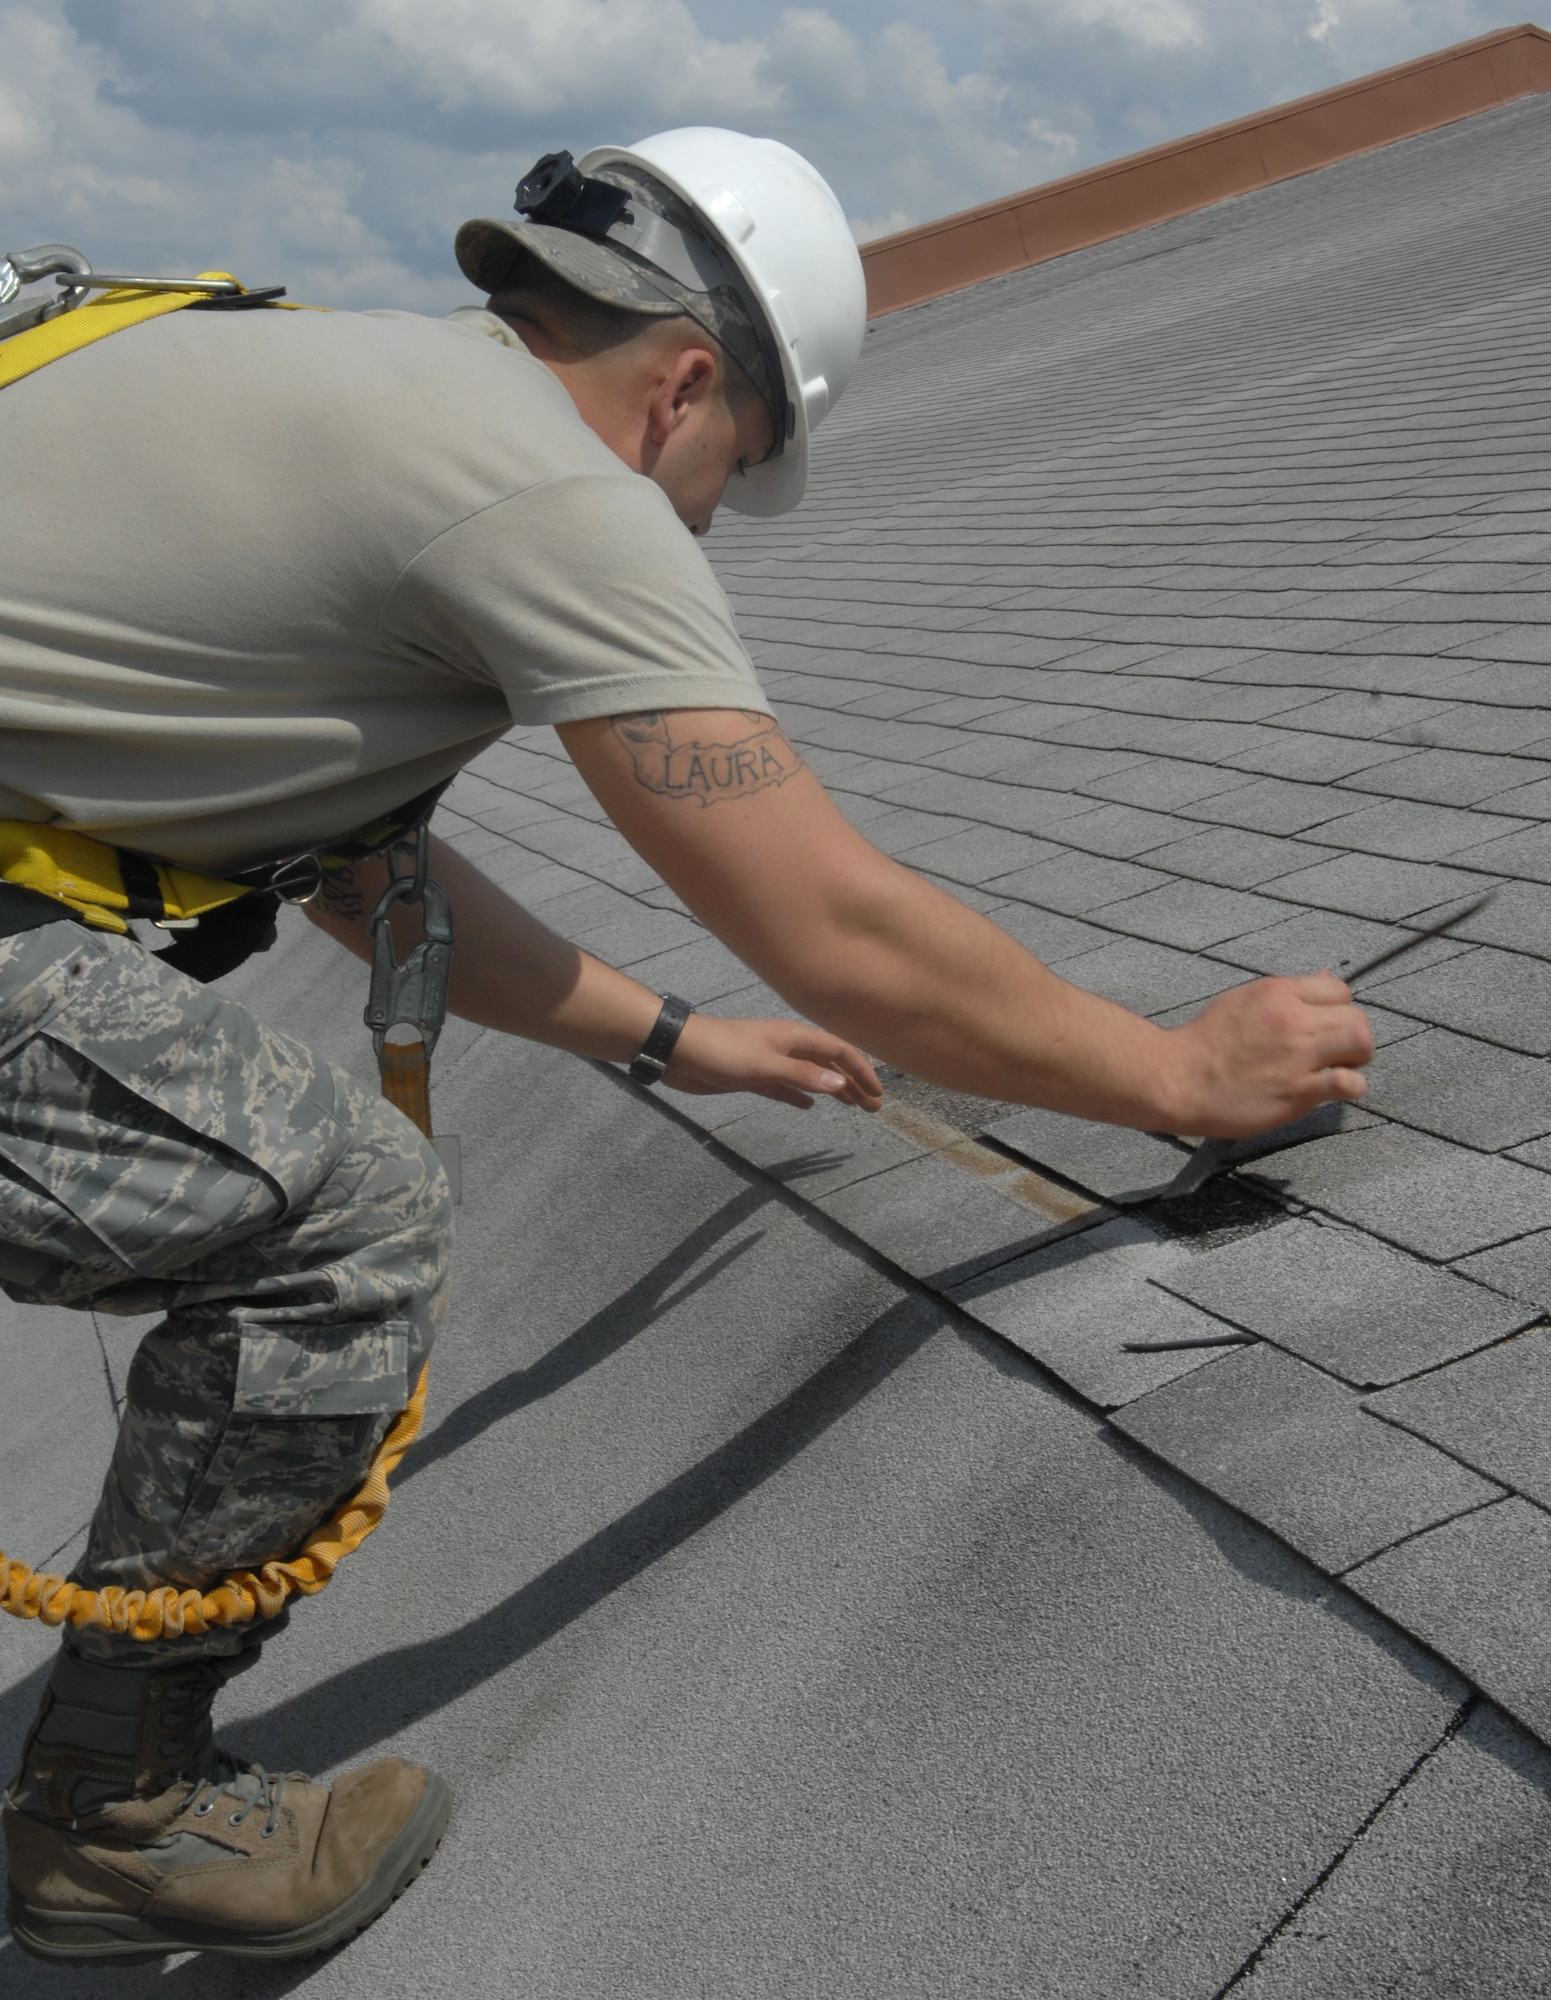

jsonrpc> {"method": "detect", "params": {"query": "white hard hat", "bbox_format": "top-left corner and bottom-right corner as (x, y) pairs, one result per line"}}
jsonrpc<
(456, 128), (866, 516)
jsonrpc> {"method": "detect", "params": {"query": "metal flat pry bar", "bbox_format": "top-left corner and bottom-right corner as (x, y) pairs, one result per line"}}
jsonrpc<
(1136, 888), (1498, 1203)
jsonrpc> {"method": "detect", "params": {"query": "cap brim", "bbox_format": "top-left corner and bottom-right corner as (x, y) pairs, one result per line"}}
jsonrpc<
(454, 217), (686, 316)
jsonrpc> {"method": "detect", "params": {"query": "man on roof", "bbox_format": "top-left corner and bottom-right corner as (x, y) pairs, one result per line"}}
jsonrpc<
(0, 128), (1374, 1968)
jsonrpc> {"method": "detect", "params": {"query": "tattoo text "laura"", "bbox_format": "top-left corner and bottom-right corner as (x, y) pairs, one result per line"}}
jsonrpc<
(613, 710), (802, 806)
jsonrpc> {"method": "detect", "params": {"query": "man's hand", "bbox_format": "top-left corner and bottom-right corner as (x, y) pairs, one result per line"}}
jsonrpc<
(664, 1014), (882, 1110)
(1162, 972), (1374, 1139)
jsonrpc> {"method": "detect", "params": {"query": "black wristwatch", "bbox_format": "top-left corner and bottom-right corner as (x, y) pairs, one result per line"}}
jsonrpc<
(628, 993), (693, 1086)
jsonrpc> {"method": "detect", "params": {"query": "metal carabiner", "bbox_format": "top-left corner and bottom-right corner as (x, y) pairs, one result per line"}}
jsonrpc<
(363, 823), (455, 1061)
(0, 244), (92, 341)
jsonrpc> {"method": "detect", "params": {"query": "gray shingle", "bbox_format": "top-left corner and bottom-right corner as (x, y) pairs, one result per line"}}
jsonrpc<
(1046, 935), (1240, 1016)
(1341, 748), (1551, 807)
(1451, 877), (1551, 961)
(1187, 776), (1372, 836)
(1247, 1123), (1551, 1259)
(1367, 1027), (1551, 1150)
(814, 1149), (1093, 1286)
(1218, 729), (1417, 784)
(945, 1215), (1240, 1408)
(1366, 1328), (1551, 1509)
(1436, 821), (1551, 884)
(1454, 1229), (1551, 1313)
(1360, 1004), (1434, 1048)
(981, 904), (1117, 962)
(1079, 756), (1258, 812)
(1314, 797), (1531, 862)
(709, 1095), (932, 1200)
(1212, 907), (1415, 978)
(1140, 824), (1331, 889)
(1369, 945), (1551, 1055)
(1478, 773), (1551, 819)
(1345, 1500), (1551, 1743)
(900, 824), (1063, 884)
(1043, 801), (1195, 859)
(985, 1106), (1189, 1200)
(1094, 878), (1292, 951)
(989, 851), (1172, 915)
(1152, 1216), (1534, 1388)
(1113, 1345), (1503, 1572)
(1263, 852), (1490, 921)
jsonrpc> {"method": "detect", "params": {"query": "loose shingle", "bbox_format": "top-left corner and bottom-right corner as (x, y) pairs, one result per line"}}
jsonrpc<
(946, 1215), (1239, 1407)
(1113, 1345), (1503, 1572)
(1152, 1216), (1533, 1387)
(985, 1106), (1190, 1200)
(1247, 1123), (1551, 1259)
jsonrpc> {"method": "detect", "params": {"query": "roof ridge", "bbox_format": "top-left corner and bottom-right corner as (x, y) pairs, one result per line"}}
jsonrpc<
(863, 23), (1551, 317)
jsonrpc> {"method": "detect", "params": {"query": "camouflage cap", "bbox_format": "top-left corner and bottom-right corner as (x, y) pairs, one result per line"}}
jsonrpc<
(455, 159), (786, 446)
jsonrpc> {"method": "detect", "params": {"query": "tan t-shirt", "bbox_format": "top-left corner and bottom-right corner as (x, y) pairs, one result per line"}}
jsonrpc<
(0, 304), (769, 872)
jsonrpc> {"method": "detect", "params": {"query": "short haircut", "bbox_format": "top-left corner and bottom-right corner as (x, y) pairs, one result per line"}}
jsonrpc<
(489, 254), (766, 423)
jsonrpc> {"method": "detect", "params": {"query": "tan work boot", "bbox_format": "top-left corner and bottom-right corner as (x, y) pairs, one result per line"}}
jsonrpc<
(4, 1646), (451, 1965)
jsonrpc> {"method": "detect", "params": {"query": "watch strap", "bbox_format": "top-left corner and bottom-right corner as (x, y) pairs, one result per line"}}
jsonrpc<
(628, 993), (693, 1086)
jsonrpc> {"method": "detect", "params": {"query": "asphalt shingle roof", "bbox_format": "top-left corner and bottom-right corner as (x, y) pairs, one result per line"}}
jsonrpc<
(425, 92), (1551, 1750)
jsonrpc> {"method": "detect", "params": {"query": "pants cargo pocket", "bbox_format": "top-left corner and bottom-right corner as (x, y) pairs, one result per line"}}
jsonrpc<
(135, 1320), (414, 1586)
(0, 930), (347, 1289)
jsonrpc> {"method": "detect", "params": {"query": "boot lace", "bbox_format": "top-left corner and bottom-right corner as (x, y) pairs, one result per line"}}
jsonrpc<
(187, 1759), (286, 1839)
(155, 1660), (285, 1838)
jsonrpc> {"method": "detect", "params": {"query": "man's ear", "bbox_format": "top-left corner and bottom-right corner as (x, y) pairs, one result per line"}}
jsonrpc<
(646, 346), (719, 448)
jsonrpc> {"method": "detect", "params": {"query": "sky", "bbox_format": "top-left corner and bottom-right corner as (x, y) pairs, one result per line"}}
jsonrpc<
(1, 1), (1536, 311)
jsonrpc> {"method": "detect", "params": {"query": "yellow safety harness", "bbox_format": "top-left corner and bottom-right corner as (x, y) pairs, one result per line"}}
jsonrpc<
(0, 266), (439, 1639)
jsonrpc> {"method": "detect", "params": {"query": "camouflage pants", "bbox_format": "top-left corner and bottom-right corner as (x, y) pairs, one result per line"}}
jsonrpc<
(0, 921), (453, 1666)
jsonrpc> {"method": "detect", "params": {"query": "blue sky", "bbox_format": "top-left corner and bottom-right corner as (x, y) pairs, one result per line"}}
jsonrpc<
(1, 1), (1534, 310)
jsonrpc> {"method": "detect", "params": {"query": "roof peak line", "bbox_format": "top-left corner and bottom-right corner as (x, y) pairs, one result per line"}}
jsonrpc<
(863, 23), (1551, 318)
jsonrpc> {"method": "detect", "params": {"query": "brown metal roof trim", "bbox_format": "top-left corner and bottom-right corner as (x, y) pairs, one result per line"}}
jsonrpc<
(862, 22), (1551, 317)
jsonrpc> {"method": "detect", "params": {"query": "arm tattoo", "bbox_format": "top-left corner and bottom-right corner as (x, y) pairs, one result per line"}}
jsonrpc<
(315, 865), (366, 924)
(611, 710), (803, 807)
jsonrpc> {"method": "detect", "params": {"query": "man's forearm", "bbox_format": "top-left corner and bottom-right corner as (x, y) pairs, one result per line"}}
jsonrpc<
(305, 837), (662, 1060)
(683, 842), (1188, 1131)
(557, 710), (1372, 1141)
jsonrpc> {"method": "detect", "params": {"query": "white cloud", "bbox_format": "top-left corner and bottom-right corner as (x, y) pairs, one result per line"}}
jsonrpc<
(0, 0), (1530, 312)
(1059, 0), (1206, 52)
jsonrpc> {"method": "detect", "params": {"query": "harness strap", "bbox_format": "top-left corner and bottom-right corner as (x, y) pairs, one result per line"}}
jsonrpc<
(0, 273), (248, 392)
(0, 823), (249, 934)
